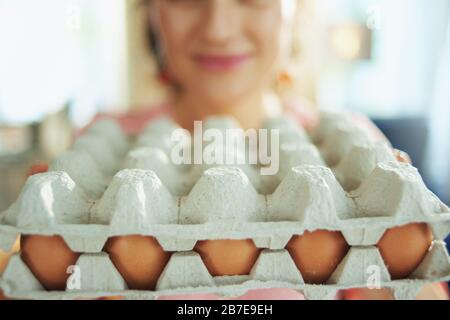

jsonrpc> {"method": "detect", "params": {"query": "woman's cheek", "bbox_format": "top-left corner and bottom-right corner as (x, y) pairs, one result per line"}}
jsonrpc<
(158, 6), (198, 76)
(247, 9), (282, 74)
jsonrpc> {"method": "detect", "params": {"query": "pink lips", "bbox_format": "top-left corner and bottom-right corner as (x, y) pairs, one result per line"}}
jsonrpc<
(193, 54), (251, 71)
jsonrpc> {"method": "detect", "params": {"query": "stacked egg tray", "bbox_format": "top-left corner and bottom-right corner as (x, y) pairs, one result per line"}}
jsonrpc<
(1, 112), (450, 300)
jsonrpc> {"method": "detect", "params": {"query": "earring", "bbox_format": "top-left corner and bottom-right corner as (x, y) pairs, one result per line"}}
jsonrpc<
(276, 70), (294, 95)
(277, 70), (294, 87)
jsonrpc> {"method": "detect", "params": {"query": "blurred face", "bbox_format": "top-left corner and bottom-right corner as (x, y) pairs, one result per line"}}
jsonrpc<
(152, 0), (283, 107)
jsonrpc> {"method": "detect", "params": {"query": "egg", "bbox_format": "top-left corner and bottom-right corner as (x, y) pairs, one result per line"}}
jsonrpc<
(20, 235), (81, 290)
(377, 223), (433, 279)
(194, 239), (261, 276)
(0, 236), (20, 274)
(104, 235), (171, 290)
(286, 230), (349, 284)
(96, 295), (124, 300)
(341, 288), (394, 300)
(0, 237), (21, 300)
(0, 250), (9, 274)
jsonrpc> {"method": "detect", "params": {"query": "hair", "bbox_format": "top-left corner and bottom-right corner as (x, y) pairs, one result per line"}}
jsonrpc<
(139, 0), (165, 73)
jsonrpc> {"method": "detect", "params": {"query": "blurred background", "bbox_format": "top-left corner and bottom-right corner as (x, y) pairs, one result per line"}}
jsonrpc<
(0, 0), (449, 213)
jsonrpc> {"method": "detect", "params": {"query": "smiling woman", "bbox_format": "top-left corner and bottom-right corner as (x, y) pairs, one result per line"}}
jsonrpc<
(144, 0), (286, 130)
(126, 0), (449, 301)
(133, 0), (319, 128)
(1, 0), (447, 302)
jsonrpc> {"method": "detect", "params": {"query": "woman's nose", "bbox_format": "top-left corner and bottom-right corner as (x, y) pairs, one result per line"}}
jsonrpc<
(202, 0), (240, 45)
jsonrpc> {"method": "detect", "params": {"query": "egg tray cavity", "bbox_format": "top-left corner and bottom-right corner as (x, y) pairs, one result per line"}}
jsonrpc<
(1, 112), (450, 299)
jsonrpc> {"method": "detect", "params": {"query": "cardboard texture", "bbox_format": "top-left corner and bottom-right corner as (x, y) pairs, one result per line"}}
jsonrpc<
(1, 113), (449, 300)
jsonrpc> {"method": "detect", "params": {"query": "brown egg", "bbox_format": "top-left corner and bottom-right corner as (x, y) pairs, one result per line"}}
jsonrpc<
(20, 235), (81, 290)
(104, 235), (171, 290)
(0, 250), (10, 274)
(341, 288), (395, 300)
(286, 230), (349, 284)
(0, 237), (20, 300)
(0, 236), (21, 274)
(194, 239), (261, 276)
(377, 223), (433, 279)
(96, 295), (124, 300)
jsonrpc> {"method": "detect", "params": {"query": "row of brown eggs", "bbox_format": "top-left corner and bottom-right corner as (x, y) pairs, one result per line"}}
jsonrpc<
(17, 223), (433, 293)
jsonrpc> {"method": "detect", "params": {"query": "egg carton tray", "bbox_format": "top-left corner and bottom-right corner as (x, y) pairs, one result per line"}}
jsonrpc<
(1, 241), (449, 300)
(0, 112), (449, 299)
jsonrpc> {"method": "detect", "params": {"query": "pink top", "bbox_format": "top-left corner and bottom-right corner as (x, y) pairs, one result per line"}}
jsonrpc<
(84, 100), (387, 142)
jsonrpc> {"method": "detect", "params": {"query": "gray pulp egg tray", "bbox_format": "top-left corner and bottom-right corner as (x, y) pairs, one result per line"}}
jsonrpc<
(0, 112), (449, 300)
